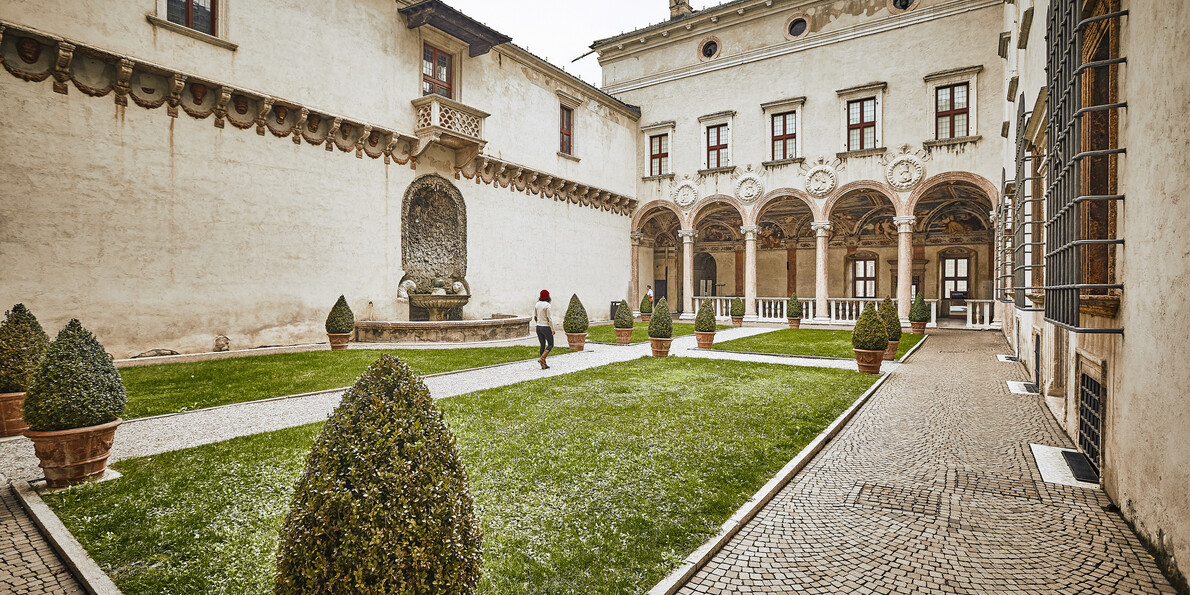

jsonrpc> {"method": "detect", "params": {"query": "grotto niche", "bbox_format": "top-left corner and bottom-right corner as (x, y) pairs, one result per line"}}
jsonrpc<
(399, 174), (470, 321)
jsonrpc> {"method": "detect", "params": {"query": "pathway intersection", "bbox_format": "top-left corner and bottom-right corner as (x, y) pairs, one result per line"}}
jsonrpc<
(0, 328), (1174, 593)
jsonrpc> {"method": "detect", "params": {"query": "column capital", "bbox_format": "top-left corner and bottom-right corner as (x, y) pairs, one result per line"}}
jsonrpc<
(810, 221), (831, 237)
(740, 225), (759, 239)
(630, 232), (644, 245)
(677, 229), (697, 242)
(893, 215), (916, 233)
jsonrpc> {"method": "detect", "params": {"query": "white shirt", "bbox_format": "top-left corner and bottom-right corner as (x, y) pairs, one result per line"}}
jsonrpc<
(534, 300), (553, 328)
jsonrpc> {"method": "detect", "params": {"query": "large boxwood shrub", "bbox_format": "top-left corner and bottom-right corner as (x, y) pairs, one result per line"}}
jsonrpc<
(851, 304), (889, 351)
(639, 294), (653, 314)
(787, 294), (803, 319)
(563, 294), (589, 334)
(275, 354), (482, 594)
(23, 320), (127, 431)
(909, 292), (930, 323)
(0, 304), (50, 393)
(614, 300), (634, 329)
(879, 297), (902, 342)
(730, 297), (744, 317)
(325, 295), (354, 334)
(648, 298), (672, 338)
(694, 299), (716, 333)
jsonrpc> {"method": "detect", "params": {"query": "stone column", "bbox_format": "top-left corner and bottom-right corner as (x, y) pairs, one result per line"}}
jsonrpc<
(630, 232), (644, 313)
(740, 225), (759, 320)
(894, 216), (916, 320)
(678, 229), (697, 320)
(811, 221), (831, 323)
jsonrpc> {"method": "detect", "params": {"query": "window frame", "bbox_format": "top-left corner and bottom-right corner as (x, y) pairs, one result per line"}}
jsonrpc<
(649, 134), (670, 176)
(853, 258), (877, 298)
(422, 43), (453, 99)
(697, 111), (735, 172)
(771, 111), (798, 161)
(935, 83), (970, 140)
(942, 256), (970, 298)
(559, 105), (574, 155)
(836, 82), (885, 154)
(924, 65), (982, 142)
(166, 0), (217, 36)
(846, 98), (878, 151)
(706, 124), (729, 169)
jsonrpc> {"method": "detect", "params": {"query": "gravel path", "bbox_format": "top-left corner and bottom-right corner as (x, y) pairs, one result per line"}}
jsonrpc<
(0, 325), (874, 482)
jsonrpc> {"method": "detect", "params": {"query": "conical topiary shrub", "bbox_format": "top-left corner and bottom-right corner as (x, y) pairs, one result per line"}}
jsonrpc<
(0, 304), (50, 394)
(639, 294), (653, 315)
(23, 320), (126, 432)
(614, 300), (634, 329)
(648, 298), (673, 339)
(563, 294), (589, 351)
(730, 297), (744, 319)
(786, 294), (803, 320)
(275, 354), (482, 594)
(694, 299), (716, 333)
(325, 295), (354, 350)
(879, 297), (902, 342)
(909, 292), (929, 333)
(852, 304), (888, 374)
(23, 320), (127, 486)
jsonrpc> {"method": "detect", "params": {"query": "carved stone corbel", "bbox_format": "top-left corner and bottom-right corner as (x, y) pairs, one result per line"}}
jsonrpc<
(213, 86), (232, 128)
(111, 58), (134, 105)
(292, 107), (308, 144)
(325, 117), (342, 151)
(166, 73), (186, 117)
(52, 41), (75, 94)
(355, 125), (371, 157)
(255, 96), (274, 135)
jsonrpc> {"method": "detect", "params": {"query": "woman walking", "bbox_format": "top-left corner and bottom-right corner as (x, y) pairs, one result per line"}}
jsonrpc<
(533, 290), (554, 369)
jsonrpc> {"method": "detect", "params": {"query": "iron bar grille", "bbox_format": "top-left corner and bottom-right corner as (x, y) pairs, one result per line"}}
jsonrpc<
(1079, 372), (1103, 472)
(1013, 96), (1044, 311)
(1044, 0), (1126, 333)
(996, 186), (1014, 304)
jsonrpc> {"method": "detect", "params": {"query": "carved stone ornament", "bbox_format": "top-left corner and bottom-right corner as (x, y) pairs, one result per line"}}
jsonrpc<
(805, 165), (837, 198)
(672, 179), (698, 209)
(885, 153), (925, 192)
(735, 172), (764, 203)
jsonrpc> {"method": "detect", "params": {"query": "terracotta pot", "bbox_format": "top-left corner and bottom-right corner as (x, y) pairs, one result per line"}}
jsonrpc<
(615, 328), (633, 344)
(650, 337), (673, 358)
(695, 331), (715, 349)
(854, 349), (884, 374)
(566, 332), (587, 351)
(640, 313), (651, 323)
(788, 318), (801, 329)
(883, 340), (900, 361)
(731, 317), (743, 327)
(0, 392), (29, 437)
(327, 333), (351, 350)
(910, 321), (927, 334)
(25, 418), (122, 488)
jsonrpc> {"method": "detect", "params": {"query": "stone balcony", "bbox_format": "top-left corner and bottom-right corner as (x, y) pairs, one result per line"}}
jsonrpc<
(410, 95), (489, 163)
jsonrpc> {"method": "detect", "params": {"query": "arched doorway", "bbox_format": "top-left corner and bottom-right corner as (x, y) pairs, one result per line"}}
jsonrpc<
(694, 252), (718, 296)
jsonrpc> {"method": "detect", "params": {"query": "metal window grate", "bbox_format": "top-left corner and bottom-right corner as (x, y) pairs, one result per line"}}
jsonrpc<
(996, 169), (1015, 304)
(1079, 373), (1103, 472)
(1043, 0), (1127, 334)
(1013, 96), (1044, 311)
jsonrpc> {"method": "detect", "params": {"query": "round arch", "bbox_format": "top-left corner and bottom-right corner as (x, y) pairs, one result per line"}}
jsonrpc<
(689, 194), (748, 229)
(631, 200), (688, 232)
(906, 171), (998, 214)
(754, 188), (822, 223)
(823, 180), (903, 218)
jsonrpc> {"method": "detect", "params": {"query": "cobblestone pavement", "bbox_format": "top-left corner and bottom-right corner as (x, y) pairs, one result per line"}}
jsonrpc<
(677, 330), (1175, 594)
(0, 483), (81, 594)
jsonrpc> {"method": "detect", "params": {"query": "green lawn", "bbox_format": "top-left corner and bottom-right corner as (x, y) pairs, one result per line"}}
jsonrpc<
(118, 346), (569, 419)
(712, 328), (925, 360)
(47, 357), (875, 595)
(585, 322), (729, 344)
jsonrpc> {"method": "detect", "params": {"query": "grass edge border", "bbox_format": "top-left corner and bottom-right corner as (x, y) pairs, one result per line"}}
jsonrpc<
(898, 333), (930, 363)
(647, 370), (896, 595)
(12, 480), (123, 595)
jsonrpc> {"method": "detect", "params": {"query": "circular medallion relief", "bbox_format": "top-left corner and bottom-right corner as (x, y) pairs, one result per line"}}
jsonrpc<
(804, 165), (837, 198)
(735, 174), (764, 203)
(672, 180), (699, 208)
(885, 154), (925, 191)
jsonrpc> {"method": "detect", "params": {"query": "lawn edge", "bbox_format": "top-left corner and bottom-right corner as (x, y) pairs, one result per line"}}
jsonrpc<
(899, 333), (930, 363)
(117, 350), (591, 424)
(648, 371), (895, 595)
(12, 480), (123, 595)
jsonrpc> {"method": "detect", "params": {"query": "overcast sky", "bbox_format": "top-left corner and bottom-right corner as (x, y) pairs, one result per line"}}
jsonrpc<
(445, 0), (718, 87)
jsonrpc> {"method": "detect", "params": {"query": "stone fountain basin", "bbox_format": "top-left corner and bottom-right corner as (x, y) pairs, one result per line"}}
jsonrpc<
(355, 317), (531, 343)
(408, 294), (471, 310)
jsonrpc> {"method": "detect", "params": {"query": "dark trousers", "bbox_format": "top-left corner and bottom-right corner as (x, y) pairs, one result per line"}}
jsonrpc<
(536, 325), (554, 354)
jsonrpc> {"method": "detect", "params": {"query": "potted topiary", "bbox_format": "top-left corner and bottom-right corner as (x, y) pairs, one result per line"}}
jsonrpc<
(639, 294), (653, 322)
(730, 297), (745, 326)
(879, 297), (902, 361)
(614, 300), (634, 344)
(563, 294), (589, 351)
(23, 320), (127, 487)
(694, 299), (716, 349)
(0, 304), (50, 437)
(325, 295), (354, 350)
(851, 304), (888, 374)
(787, 294), (803, 329)
(648, 298), (673, 357)
(274, 354), (481, 593)
(909, 292), (929, 334)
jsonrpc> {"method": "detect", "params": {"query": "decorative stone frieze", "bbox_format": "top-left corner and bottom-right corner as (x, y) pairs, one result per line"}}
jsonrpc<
(455, 155), (635, 216)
